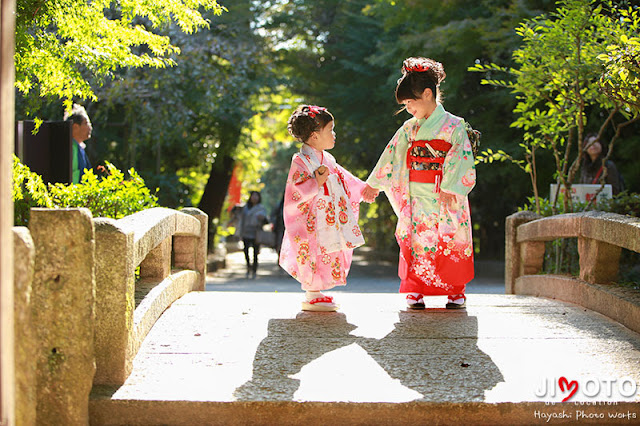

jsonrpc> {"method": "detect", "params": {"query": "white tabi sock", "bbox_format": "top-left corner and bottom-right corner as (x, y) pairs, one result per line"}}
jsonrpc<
(448, 296), (466, 305)
(305, 291), (324, 302)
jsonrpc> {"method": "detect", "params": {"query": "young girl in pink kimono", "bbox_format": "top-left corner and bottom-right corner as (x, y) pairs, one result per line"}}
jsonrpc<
(280, 105), (373, 311)
(363, 57), (476, 310)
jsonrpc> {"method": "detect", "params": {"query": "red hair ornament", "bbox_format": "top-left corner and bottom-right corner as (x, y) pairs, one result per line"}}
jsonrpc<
(403, 63), (430, 73)
(306, 105), (327, 118)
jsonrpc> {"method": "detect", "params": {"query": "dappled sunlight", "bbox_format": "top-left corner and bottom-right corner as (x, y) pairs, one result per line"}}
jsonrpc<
(291, 343), (422, 403)
(345, 305), (399, 339)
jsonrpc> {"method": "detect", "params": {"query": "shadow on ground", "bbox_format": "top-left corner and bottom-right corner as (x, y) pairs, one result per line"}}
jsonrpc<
(233, 308), (503, 403)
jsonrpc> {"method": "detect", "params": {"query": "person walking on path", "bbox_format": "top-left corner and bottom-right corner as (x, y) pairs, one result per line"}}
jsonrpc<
(238, 191), (268, 279)
(363, 57), (476, 310)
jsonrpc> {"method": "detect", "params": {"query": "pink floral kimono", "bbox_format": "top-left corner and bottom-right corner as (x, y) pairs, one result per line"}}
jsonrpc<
(279, 144), (367, 291)
(367, 104), (476, 296)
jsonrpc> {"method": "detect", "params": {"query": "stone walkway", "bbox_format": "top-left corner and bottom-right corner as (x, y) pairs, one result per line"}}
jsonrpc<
(90, 249), (640, 424)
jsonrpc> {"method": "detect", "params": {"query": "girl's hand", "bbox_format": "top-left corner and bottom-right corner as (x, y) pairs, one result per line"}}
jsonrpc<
(315, 165), (329, 187)
(440, 191), (459, 210)
(362, 184), (379, 203)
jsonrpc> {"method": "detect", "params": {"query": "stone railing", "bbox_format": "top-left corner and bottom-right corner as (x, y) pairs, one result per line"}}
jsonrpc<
(505, 210), (640, 334)
(12, 207), (207, 424)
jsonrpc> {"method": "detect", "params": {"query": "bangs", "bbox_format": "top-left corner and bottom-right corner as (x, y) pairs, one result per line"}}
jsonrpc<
(316, 110), (334, 128)
(395, 76), (420, 103)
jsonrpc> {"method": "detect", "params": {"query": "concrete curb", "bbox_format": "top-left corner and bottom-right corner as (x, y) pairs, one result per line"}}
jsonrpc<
(89, 398), (640, 425)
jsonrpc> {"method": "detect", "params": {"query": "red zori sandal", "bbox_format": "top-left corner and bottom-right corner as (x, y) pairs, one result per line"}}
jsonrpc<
(302, 295), (339, 312)
(406, 293), (425, 310)
(446, 294), (466, 310)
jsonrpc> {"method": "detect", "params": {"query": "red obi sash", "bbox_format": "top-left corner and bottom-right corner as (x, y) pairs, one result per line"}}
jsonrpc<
(406, 139), (452, 186)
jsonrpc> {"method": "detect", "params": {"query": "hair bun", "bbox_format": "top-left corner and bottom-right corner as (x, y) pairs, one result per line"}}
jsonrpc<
(401, 57), (446, 84)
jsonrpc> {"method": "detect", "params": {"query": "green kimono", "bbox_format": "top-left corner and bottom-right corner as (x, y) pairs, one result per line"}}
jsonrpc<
(367, 104), (476, 296)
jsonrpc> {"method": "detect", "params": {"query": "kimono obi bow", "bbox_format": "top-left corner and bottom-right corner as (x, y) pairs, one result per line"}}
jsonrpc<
(407, 139), (452, 190)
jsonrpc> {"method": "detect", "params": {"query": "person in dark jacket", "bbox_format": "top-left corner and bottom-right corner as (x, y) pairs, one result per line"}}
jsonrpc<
(238, 191), (268, 278)
(579, 133), (623, 195)
(64, 104), (93, 183)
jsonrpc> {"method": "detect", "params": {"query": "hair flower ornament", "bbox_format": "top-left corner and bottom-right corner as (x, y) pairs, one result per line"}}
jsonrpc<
(404, 63), (430, 73)
(306, 105), (327, 118)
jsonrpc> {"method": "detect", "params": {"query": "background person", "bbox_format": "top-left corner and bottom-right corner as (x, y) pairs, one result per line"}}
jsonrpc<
(238, 191), (268, 279)
(579, 133), (624, 195)
(64, 104), (93, 184)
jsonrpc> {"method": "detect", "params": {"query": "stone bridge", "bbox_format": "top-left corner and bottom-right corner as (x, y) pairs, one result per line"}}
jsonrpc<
(11, 208), (640, 425)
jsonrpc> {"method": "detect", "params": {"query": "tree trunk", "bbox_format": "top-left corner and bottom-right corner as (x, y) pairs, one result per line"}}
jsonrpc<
(198, 121), (242, 251)
(198, 152), (235, 223)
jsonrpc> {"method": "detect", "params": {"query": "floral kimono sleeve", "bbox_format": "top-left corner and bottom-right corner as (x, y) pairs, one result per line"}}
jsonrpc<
(285, 156), (319, 208)
(366, 126), (412, 225)
(440, 122), (476, 197)
(366, 127), (406, 192)
(336, 164), (366, 204)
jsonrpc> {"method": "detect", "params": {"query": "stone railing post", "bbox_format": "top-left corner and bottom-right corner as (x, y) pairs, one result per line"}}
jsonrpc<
(505, 211), (541, 294)
(519, 241), (546, 276)
(13, 227), (36, 426)
(139, 237), (171, 282)
(173, 208), (208, 291)
(94, 218), (135, 385)
(29, 208), (95, 424)
(578, 237), (621, 284)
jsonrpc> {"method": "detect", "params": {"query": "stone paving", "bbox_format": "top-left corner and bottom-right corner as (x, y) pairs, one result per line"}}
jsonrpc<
(90, 248), (640, 424)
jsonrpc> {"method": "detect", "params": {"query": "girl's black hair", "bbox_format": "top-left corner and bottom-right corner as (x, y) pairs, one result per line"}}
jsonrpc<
(395, 57), (446, 105)
(287, 105), (334, 143)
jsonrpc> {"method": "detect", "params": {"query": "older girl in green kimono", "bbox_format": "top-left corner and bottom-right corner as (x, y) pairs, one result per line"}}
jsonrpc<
(363, 57), (476, 309)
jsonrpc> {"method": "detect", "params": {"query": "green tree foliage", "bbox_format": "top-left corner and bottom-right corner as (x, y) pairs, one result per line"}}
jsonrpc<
(598, 7), (640, 116)
(20, 0), (640, 260)
(238, 91), (299, 210)
(12, 156), (157, 226)
(15, 0), (225, 111)
(12, 155), (54, 226)
(470, 0), (640, 214)
(16, 0), (276, 227)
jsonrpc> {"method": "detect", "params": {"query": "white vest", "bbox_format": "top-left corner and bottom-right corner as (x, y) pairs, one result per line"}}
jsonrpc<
(296, 145), (364, 253)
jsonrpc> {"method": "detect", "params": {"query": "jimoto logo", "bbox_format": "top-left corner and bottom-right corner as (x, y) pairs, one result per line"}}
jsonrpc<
(535, 376), (638, 402)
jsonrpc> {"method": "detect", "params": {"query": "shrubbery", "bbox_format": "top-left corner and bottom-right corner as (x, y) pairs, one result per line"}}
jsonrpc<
(519, 191), (640, 218)
(12, 155), (158, 226)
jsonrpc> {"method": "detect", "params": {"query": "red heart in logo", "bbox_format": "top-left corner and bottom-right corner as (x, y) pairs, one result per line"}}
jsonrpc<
(558, 377), (578, 402)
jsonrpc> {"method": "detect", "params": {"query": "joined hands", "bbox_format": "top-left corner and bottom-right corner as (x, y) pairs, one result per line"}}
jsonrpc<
(362, 184), (379, 203)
